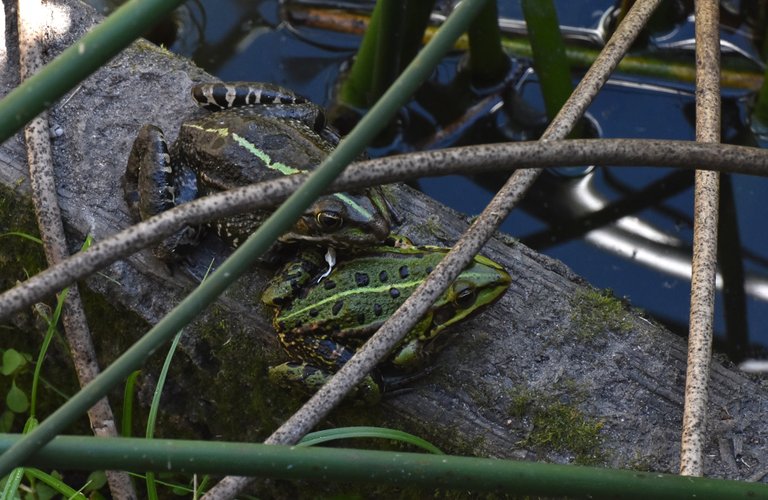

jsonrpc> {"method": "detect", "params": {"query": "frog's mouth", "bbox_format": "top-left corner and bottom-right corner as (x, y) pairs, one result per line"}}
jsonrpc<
(284, 229), (387, 247)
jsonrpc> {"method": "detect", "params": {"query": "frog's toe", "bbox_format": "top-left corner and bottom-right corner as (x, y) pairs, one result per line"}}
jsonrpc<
(153, 225), (203, 262)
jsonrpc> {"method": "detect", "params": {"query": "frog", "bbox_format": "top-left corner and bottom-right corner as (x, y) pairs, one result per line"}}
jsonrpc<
(123, 81), (393, 261)
(261, 242), (511, 403)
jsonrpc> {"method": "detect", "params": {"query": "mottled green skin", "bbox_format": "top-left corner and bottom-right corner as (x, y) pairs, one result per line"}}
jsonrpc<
(263, 245), (511, 403)
(123, 82), (391, 260)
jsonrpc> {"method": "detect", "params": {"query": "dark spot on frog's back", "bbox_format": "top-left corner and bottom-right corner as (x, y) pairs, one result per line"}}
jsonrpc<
(324, 280), (337, 290)
(332, 300), (344, 315)
(262, 133), (291, 150)
(379, 270), (389, 282)
(357, 312), (366, 325)
(389, 288), (401, 299)
(355, 272), (370, 287)
(399, 265), (409, 278)
(373, 304), (383, 316)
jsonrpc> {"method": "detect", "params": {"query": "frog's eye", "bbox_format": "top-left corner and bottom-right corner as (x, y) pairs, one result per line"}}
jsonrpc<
(454, 282), (477, 309)
(316, 211), (343, 231)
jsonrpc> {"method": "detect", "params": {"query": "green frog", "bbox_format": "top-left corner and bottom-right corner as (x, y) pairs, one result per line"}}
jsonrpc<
(123, 82), (392, 260)
(262, 243), (511, 403)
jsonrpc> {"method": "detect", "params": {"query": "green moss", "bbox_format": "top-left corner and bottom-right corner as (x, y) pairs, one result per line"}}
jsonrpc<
(570, 288), (632, 341)
(509, 387), (535, 418)
(508, 384), (604, 465)
(529, 401), (603, 465)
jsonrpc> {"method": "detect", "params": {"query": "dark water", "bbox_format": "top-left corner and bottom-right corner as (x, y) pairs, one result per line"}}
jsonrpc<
(101, 0), (768, 358)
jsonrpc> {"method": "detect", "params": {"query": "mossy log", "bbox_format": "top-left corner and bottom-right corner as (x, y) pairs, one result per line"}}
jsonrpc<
(1, 0), (767, 483)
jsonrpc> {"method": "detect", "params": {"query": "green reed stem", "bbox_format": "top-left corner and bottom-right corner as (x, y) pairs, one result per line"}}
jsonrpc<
(1, 434), (765, 499)
(339, 0), (435, 108)
(753, 62), (768, 123)
(338, 0), (383, 108)
(521, 0), (574, 121)
(467, 0), (509, 84)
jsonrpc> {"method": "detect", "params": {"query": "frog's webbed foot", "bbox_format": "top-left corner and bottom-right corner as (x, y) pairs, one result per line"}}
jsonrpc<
(152, 225), (204, 262)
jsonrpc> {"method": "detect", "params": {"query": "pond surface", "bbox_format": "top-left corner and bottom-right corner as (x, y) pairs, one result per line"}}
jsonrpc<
(100, 0), (768, 358)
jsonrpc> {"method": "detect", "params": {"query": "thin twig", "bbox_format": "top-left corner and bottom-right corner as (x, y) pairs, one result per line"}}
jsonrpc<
(1, 139), (765, 323)
(201, 1), (663, 498)
(16, 2), (136, 498)
(680, 0), (721, 477)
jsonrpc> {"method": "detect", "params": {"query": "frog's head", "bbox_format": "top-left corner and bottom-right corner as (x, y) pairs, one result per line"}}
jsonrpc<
(429, 253), (511, 335)
(287, 191), (392, 247)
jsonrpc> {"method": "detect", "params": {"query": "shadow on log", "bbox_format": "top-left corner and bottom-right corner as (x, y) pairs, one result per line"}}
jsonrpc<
(0, 0), (767, 485)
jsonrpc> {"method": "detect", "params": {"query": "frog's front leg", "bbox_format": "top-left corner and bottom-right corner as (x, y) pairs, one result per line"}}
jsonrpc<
(261, 247), (327, 307)
(389, 313), (435, 370)
(124, 125), (202, 261)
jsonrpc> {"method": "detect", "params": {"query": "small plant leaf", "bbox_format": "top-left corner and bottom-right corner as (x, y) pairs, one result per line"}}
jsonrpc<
(32, 481), (56, 500)
(2, 349), (27, 376)
(84, 470), (107, 492)
(7, 382), (30, 413)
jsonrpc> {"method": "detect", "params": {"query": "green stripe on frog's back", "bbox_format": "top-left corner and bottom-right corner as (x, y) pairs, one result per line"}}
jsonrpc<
(279, 265), (500, 324)
(182, 122), (377, 221)
(182, 123), (301, 175)
(231, 132), (301, 175)
(230, 132), (376, 221)
(279, 277), (424, 323)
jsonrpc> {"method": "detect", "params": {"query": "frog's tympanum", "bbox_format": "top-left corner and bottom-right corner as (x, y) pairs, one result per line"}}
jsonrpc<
(123, 82), (392, 260)
(262, 243), (511, 403)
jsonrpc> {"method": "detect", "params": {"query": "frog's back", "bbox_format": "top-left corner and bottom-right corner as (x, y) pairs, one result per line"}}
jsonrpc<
(277, 249), (443, 342)
(175, 106), (331, 190)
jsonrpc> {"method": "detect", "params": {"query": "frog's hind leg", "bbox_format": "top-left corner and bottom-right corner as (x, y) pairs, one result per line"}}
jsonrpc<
(268, 362), (381, 404)
(191, 82), (308, 111)
(124, 124), (202, 261)
(271, 333), (382, 403)
(124, 125), (173, 221)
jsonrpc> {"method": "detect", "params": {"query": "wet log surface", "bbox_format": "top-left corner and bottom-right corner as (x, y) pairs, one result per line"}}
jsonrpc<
(1, 0), (767, 482)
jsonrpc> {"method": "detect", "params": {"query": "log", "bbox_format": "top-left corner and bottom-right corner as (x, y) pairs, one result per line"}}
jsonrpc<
(1, 0), (767, 483)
